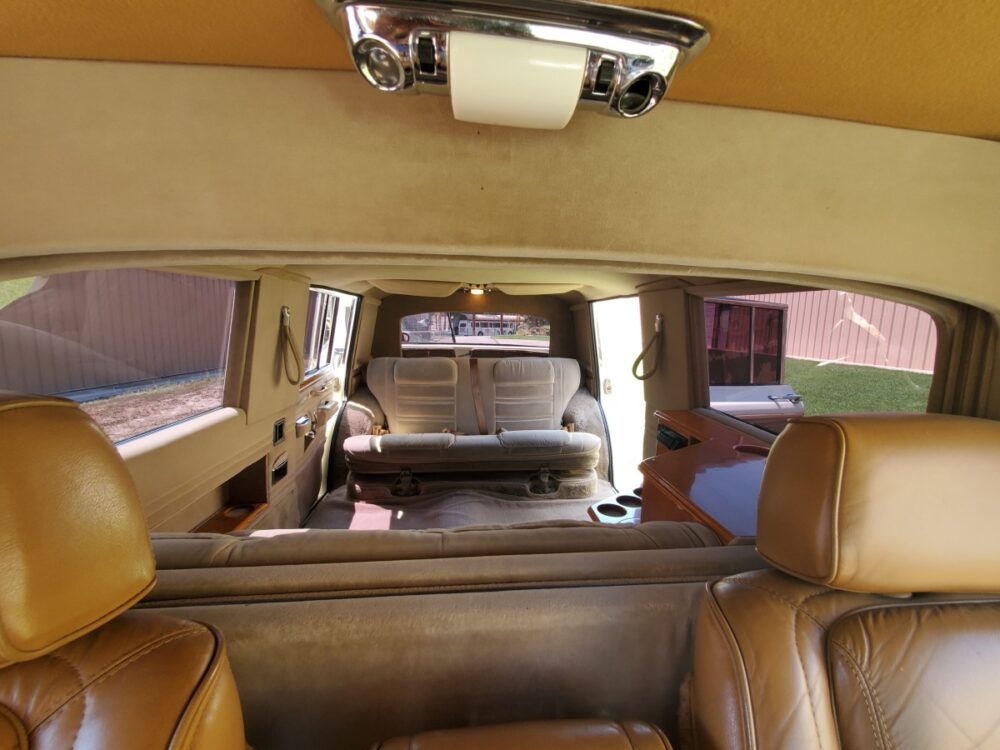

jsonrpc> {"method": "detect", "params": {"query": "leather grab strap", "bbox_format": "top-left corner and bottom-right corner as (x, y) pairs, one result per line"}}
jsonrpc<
(469, 358), (488, 435)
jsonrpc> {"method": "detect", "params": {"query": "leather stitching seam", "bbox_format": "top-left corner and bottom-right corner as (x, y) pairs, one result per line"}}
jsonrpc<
(727, 578), (828, 630)
(28, 627), (204, 731)
(173, 640), (223, 750)
(705, 586), (756, 749)
(791, 602), (826, 747)
(830, 641), (888, 750)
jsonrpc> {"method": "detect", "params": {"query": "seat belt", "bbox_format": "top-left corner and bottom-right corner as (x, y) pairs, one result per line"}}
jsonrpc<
(469, 358), (488, 435)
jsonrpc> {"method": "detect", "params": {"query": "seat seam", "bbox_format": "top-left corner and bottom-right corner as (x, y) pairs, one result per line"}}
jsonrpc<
(726, 578), (828, 629)
(704, 584), (757, 749)
(830, 640), (889, 750)
(170, 631), (225, 750)
(27, 627), (205, 731)
(791, 599), (827, 748)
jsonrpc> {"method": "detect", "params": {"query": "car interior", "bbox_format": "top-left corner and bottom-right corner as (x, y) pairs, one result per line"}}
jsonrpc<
(2, 1), (1000, 749)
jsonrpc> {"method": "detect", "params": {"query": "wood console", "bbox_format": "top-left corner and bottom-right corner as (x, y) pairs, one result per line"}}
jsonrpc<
(639, 410), (771, 542)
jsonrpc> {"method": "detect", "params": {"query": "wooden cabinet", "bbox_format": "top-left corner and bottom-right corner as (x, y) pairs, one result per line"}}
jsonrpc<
(640, 410), (770, 542)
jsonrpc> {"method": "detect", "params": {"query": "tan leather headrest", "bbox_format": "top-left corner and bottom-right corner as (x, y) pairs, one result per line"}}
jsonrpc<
(757, 413), (1000, 594)
(0, 394), (155, 665)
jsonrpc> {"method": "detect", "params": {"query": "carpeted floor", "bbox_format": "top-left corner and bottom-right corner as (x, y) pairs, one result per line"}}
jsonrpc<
(304, 481), (617, 530)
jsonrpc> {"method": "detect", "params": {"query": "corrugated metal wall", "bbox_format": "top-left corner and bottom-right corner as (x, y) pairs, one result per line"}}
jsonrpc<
(740, 290), (936, 373)
(0, 269), (235, 394)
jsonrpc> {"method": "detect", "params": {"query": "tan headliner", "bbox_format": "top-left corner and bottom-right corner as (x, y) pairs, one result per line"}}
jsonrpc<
(2, 1), (999, 140)
(1, 59), (998, 315)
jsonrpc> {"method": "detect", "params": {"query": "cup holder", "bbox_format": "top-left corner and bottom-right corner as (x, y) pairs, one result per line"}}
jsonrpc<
(221, 505), (253, 519)
(616, 495), (642, 509)
(596, 502), (628, 518)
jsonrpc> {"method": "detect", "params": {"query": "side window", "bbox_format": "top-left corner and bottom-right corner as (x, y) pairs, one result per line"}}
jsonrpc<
(0, 269), (236, 442)
(303, 288), (358, 388)
(706, 291), (936, 434)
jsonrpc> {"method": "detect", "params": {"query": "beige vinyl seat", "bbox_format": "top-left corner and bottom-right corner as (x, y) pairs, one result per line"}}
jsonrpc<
(688, 414), (1000, 750)
(343, 356), (601, 498)
(0, 394), (246, 749)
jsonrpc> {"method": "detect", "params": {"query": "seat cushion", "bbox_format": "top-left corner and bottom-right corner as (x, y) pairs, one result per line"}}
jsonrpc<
(344, 430), (600, 474)
(374, 719), (672, 749)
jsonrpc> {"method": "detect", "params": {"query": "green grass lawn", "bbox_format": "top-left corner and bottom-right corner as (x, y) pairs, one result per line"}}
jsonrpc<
(784, 357), (931, 415)
(0, 277), (34, 310)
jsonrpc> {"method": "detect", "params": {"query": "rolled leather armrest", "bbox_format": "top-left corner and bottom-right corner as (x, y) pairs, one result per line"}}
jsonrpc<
(373, 719), (672, 749)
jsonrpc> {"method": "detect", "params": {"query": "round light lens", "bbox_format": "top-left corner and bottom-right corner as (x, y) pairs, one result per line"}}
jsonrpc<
(357, 41), (404, 91)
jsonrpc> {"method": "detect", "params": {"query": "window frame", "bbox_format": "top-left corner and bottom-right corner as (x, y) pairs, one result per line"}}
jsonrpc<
(704, 297), (788, 387)
(301, 285), (361, 390)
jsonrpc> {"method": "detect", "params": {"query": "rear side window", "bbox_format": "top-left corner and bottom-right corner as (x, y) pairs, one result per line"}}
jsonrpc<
(400, 312), (550, 354)
(705, 291), (936, 434)
(303, 288), (358, 378)
(0, 269), (235, 442)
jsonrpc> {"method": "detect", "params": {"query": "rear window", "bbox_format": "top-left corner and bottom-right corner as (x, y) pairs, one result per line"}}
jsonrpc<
(400, 312), (550, 353)
(705, 290), (936, 434)
(0, 269), (236, 442)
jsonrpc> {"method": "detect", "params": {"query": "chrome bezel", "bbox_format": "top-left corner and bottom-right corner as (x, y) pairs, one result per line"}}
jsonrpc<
(316, 0), (709, 119)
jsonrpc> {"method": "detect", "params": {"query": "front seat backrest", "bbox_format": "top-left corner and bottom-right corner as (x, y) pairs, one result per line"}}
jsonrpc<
(689, 414), (1000, 750)
(0, 393), (246, 749)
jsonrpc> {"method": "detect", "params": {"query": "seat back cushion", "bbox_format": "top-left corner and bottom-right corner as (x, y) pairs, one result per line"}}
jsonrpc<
(475, 357), (580, 432)
(0, 612), (245, 749)
(829, 602), (1000, 750)
(367, 358), (458, 434)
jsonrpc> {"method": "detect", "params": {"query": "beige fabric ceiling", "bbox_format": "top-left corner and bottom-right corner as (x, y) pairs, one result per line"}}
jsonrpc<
(1, 59), (998, 313)
(0, 0), (999, 139)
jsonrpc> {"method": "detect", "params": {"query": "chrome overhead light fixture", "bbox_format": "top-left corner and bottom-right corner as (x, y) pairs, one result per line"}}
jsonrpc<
(461, 284), (492, 295)
(315, 0), (709, 129)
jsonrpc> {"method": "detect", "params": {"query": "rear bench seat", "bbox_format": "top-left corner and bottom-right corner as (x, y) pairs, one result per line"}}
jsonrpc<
(343, 356), (601, 497)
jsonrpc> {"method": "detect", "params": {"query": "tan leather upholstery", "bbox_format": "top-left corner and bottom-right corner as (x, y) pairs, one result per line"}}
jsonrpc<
(0, 393), (246, 749)
(0, 612), (245, 749)
(757, 413), (1000, 594)
(375, 720), (673, 749)
(0, 393), (155, 664)
(689, 414), (1000, 750)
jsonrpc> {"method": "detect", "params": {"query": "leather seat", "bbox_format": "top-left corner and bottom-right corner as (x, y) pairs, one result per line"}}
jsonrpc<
(0, 393), (246, 749)
(688, 414), (1000, 750)
(376, 719), (673, 749)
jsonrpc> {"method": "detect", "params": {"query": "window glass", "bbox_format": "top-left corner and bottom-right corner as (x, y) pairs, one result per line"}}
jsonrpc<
(706, 291), (936, 434)
(705, 301), (752, 385)
(303, 288), (358, 381)
(0, 269), (236, 442)
(400, 312), (550, 354)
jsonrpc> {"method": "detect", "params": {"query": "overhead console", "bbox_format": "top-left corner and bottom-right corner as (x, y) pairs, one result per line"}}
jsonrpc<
(314, 0), (709, 128)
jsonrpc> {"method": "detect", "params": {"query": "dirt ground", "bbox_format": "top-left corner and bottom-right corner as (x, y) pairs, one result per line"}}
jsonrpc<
(79, 374), (225, 442)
